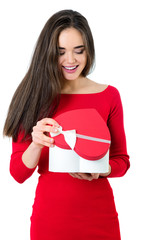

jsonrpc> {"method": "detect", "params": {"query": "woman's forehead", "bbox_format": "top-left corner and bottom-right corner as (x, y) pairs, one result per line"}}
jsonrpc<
(58, 28), (84, 48)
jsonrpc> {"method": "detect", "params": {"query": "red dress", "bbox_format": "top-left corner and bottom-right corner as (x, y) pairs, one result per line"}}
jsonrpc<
(10, 86), (130, 240)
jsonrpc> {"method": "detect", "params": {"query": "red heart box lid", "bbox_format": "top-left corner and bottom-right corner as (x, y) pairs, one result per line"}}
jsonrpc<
(51, 108), (111, 160)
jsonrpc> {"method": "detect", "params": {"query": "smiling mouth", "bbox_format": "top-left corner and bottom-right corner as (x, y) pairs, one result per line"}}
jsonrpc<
(63, 65), (79, 70)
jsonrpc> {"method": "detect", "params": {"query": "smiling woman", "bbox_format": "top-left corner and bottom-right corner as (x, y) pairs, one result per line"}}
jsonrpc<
(58, 28), (87, 81)
(3, 9), (129, 240)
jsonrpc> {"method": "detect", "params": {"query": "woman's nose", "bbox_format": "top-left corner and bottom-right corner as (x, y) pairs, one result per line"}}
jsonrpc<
(66, 52), (76, 63)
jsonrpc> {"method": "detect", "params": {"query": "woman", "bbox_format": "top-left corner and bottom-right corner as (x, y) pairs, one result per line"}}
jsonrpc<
(3, 10), (130, 240)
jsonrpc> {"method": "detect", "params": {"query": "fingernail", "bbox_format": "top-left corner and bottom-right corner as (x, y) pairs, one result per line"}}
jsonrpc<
(52, 128), (58, 133)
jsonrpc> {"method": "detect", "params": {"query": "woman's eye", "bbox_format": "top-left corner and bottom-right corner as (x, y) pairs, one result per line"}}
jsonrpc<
(75, 49), (84, 54)
(59, 52), (65, 56)
(58, 49), (85, 56)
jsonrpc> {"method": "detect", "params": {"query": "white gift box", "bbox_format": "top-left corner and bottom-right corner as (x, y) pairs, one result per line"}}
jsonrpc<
(49, 145), (109, 173)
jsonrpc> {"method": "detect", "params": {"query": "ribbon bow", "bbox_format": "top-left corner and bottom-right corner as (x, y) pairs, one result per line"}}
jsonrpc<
(50, 126), (77, 150)
(50, 125), (111, 150)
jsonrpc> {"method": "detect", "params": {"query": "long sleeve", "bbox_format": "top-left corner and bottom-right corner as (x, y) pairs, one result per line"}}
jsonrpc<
(107, 88), (130, 177)
(10, 132), (36, 183)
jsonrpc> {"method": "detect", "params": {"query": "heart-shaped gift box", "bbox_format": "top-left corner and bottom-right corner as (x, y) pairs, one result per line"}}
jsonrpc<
(50, 108), (111, 161)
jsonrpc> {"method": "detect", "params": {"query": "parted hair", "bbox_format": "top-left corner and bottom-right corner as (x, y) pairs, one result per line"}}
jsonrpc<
(3, 9), (95, 142)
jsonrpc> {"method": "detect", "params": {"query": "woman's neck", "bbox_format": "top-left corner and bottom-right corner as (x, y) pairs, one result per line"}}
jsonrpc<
(61, 76), (89, 93)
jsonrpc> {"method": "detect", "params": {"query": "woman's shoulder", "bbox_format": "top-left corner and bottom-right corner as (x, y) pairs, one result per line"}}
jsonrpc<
(107, 85), (120, 95)
(89, 80), (120, 96)
(86, 79), (108, 93)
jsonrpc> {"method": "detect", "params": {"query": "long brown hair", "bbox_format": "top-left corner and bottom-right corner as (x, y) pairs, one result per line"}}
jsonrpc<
(3, 10), (95, 142)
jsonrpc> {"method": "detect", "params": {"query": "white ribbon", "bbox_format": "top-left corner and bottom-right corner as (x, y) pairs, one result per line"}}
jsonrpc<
(50, 125), (111, 150)
(50, 126), (77, 150)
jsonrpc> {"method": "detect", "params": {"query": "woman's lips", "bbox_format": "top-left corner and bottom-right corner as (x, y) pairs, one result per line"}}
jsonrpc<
(62, 65), (79, 73)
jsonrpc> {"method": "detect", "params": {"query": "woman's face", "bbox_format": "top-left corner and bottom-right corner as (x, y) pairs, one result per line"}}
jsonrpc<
(58, 27), (87, 81)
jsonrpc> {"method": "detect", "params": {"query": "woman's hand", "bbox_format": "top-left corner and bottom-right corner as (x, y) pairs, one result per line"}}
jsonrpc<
(31, 118), (59, 149)
(69, 172), (100, 181)
(68, 165), (111, 181)
(23, 118), (59, 169)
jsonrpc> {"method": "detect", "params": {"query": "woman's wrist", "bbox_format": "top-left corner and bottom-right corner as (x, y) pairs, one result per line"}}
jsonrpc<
(22, 142), (42, 169)
(30, 141), (44, 150)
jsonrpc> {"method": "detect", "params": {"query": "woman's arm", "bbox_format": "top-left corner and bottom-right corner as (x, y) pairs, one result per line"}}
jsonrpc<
(22, 142), (42, 169)
(10, 118), (59, 183)
(106, 88), (130, 178)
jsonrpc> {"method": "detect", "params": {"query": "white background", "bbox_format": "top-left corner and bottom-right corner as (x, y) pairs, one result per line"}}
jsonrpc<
(0, 0), (160, 239)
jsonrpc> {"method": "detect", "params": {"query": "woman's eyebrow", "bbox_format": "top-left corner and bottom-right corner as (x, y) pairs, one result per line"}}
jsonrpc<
(58, 45), (85, 50)
(74, 45), (85, 49)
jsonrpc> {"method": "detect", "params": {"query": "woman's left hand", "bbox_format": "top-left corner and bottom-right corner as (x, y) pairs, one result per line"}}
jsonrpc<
(68, 172), (100, 181)
(69, 165), (111, 181)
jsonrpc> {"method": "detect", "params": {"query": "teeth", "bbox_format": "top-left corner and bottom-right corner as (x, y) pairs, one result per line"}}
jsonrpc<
(64, 66), (77, 70)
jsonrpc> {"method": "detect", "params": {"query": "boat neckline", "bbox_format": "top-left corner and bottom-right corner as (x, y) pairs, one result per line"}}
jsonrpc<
(61, 85), (110, 95)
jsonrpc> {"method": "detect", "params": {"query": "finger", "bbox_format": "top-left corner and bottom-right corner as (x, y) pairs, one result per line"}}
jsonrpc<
(90, 173), (100, 179)
(69, 173), (83, 180)
(37, 125), (59, 135)
(68, 173), (77, 178)
(68, 173), (75, 178)
(37, 137), (55, 148)
(32, 132), (55, 148)
(41, 133), (55, 144)
(69, 173), (94, 181)
(78, 173), (93, 181)
(37, 118), (60, 127)
(32, 130), (53, 143)
(73, 173), (83, 179)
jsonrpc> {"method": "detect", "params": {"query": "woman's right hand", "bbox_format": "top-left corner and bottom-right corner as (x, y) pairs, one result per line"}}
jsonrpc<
(31, 118), (60, 149)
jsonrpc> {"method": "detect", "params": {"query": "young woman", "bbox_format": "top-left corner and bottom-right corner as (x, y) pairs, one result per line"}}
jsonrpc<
(3, 9), (130, 240)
